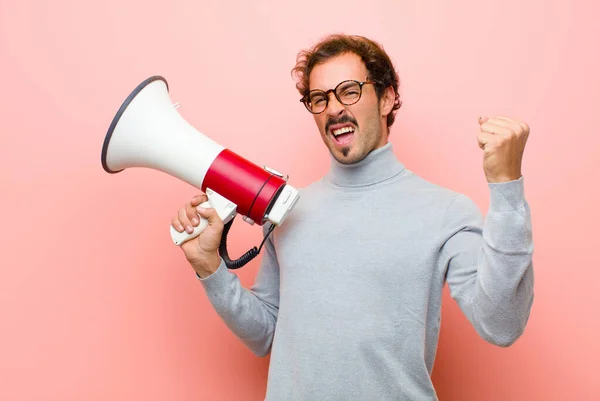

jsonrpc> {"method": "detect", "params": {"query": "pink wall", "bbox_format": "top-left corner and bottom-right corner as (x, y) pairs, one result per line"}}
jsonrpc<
(1, 0), (598, 400)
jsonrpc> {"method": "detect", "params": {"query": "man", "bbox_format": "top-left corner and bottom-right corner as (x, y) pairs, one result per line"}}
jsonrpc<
(171, 34), (534, 400)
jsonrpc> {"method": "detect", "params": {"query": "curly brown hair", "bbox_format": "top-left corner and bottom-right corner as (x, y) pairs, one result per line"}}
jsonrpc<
(291, 34), (402, 128)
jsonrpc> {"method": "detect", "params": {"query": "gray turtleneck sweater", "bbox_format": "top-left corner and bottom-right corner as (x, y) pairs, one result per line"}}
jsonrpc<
(198, 143), (534, 400)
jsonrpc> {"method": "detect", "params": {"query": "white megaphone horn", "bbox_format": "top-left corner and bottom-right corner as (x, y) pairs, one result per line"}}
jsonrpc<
(101, 76), (300, 269)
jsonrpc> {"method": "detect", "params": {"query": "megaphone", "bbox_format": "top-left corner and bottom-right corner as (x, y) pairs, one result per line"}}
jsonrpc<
(101, 76), (299, 269)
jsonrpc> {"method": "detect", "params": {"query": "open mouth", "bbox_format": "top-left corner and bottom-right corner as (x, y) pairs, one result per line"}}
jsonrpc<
(331, 125), (355, 145)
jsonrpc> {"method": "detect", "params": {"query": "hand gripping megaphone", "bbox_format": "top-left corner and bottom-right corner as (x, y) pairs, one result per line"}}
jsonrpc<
(101, 76), (299, 269)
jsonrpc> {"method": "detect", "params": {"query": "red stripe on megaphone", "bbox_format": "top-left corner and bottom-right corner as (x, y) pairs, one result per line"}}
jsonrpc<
(203, 149), (287, 225)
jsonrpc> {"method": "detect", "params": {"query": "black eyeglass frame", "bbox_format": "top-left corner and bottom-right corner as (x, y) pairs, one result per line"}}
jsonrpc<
(300, 79), (378, 114)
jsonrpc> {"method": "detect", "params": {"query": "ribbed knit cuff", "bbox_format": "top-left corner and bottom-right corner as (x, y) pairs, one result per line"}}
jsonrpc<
(488, 176), (526, 214)
(196, 258), (232, 296)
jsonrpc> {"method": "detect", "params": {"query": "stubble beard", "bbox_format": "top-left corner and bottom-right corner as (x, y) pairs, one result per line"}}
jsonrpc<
(327, 104), (385, 165)
(334, 119), (383, 165)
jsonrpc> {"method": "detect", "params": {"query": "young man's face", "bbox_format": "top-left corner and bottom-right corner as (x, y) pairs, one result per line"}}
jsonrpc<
(308, 52), (393, 164)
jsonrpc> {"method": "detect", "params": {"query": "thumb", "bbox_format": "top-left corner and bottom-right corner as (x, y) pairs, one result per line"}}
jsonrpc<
(196, 206), (223, 227)
(478, 116), (489, 125)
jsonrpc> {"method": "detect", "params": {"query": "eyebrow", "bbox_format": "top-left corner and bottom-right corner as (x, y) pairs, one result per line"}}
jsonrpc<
(309, 78), (367, 92)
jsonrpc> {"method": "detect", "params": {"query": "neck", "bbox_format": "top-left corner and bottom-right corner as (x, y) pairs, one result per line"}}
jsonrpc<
(325, 143), (405, 188)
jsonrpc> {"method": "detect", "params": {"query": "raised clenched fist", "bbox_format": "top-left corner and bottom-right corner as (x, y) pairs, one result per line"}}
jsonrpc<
(477, 116), (530, 183)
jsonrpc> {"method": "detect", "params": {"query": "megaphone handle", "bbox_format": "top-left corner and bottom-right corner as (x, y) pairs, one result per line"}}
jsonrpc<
(169, 201), (211, 246)
(170, 190), (237, 246)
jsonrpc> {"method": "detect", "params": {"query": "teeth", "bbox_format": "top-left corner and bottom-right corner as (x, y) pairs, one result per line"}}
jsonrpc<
(332, 126), (355, 137)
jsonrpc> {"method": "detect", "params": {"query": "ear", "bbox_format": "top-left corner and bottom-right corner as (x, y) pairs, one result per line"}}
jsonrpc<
(380, 86), (396, 117)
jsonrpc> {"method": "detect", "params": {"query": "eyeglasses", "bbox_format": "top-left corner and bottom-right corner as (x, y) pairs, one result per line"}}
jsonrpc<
(300, 79), (377, 114)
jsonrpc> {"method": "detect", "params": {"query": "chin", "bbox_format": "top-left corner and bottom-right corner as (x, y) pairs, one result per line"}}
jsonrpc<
(332, 146), (366, 164)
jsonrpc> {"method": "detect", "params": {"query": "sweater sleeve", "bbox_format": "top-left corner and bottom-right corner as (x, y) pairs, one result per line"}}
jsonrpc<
(197, 224), (280, 356)
(440, 176), (535, 347)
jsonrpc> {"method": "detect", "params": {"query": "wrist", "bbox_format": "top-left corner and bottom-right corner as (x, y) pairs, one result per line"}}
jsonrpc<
(486, 173), (522, 183)
(191, 254), (221, 278)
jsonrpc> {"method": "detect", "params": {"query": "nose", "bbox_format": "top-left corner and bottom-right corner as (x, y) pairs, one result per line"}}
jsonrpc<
(325, 92), (345, 118)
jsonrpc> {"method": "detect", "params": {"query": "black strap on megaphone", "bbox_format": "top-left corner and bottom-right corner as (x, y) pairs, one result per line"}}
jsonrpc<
(219, 216), (276, 269)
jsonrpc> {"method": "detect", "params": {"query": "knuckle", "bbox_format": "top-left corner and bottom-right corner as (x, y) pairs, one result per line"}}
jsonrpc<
(190, 195), (204, 205)
(171, 217), (183, 231)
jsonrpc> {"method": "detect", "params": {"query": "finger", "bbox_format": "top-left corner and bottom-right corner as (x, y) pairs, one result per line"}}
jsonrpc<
(478, 116), (489, 125)
(487, 117), (521, 131)
(477, 132), (496, 149)
(495, 116), (530, 134)
(494, 115), (524, 127)
(186, 203), (200, 226)
(487, 116), (521, 134)
(480, 122), (513, 137)
(171, 216), (185, 232)
(178, 207), (194, 234)
(516, 120), (530, 134)
(197, 207), (224, 229)
(190, 193), (208, 207)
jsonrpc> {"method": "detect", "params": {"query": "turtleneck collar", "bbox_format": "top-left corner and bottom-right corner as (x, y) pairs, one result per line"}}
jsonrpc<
(324, 142), (406, 188)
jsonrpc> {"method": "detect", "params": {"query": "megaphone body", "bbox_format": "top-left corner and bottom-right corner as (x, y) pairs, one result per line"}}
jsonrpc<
(102, 76), (299, 267)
